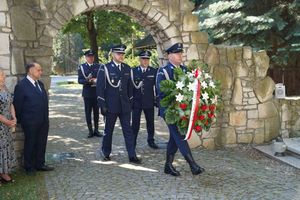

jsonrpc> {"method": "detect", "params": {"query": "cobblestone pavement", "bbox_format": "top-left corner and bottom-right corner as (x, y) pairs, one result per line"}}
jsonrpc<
(45, 83), (300, 200)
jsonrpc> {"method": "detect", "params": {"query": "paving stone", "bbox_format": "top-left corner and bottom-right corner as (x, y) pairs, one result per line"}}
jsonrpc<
(44, 79), (300, 199)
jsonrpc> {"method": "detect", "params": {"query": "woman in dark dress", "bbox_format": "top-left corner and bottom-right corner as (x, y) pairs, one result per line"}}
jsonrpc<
(0, 68), (17, 184)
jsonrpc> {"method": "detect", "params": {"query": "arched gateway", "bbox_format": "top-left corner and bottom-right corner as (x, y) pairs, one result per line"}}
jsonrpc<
(0, 0), (282, 162)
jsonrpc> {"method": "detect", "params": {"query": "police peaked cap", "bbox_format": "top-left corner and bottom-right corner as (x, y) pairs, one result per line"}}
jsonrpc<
(111, 44), (127, 54)
(138, 50), (152, 59)
(83, 49), (95, 56)
(165, 43), (184, 54)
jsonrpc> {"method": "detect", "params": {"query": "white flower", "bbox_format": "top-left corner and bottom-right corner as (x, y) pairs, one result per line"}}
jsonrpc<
(212, 95), (218, 104)
(187, 72), (194, 79)
(201, 81), (208, 89)
(191, 69), (202, 78)
(176, 81), (184, 90)
(188, 82), (195, 91)
(209, 81), (216, 88)
(197, 69), (202, 77)
(204, 73), (211, 79)
(202, 92), (209, 101)
(176, 93), (184, 102)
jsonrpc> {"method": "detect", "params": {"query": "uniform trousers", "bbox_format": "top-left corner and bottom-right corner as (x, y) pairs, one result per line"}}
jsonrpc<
(102, 112), (136, 158)
(132, 108), (155, 146)
(83, 97), (99, 126)
(166, 124), (191, 156)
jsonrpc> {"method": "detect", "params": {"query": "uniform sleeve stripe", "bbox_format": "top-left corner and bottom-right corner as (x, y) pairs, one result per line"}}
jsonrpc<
(97, 96), (105, 101)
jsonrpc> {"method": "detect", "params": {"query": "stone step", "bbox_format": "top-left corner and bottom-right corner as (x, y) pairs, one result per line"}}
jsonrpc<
(255, 144), (300, 169)
(283, 137), (300, 155)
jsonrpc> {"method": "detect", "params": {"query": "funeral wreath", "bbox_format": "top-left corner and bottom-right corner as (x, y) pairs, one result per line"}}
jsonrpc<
(160, 61), (221, 140)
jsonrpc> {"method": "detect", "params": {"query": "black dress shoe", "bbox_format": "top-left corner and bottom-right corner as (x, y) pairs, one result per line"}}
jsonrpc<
(103, 156), (111, 161)
(87, 133), (94, 138)
(93, 130), (103, 137)
(148, 141), (159, 149)
(164, 163), (181, 176)
(100, 151), (111, 161)
(36, 165), (54, 171)
(129, 156), (142, 164)
(164, 154), (180, 176)
(184, 153), (205, 175)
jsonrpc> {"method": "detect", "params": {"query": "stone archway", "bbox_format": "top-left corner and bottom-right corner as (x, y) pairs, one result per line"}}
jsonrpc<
(7, 0), (208, 88)
(0, 0), (281, 159)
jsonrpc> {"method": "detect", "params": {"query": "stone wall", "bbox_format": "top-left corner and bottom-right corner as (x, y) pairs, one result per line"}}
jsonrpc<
(196, 45), (280, 149)
(276, 97), (300, 138)
(0, 0), (282, 159)
(0, 0), (18, 91)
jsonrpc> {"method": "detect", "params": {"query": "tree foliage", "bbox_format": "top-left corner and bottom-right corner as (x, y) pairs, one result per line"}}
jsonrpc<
(192, 0), (300, 67)
(53, 32), (84, 74)
(62, 10), (145, 56)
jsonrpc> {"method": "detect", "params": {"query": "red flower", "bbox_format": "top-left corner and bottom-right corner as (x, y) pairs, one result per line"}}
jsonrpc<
(198, 115), (205, 120)
(181, 116), (188, 120)
(209, 105), (216, 111)
(194, 125), (202, 132)
(208, 113), (215, 118)
(205, 120), (209, 125)
(201, 105), (208, 111)
(179, 103), (187, 110)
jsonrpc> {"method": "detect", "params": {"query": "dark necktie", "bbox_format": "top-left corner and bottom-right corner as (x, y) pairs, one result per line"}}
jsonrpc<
(35, 81), (42, 93)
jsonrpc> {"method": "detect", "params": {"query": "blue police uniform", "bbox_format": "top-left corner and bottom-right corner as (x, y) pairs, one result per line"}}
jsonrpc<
(131, 50), (158, 148)
(156, 43), (204, 176)
(156, 62), (190, 156)
(96, 44), (141, 163)
(78, 50), (102, 138)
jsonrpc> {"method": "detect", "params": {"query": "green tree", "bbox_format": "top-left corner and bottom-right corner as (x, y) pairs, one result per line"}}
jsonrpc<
(192, 0), (300, 68)
(53, 32), (84, 74)
(62, 10), (145, 62)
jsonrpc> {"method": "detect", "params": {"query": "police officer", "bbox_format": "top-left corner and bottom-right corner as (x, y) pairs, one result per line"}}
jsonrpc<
(131, 50), (158, 149)
(78, 50), (103, 138)
(156, 43), (205, 176)
(96, 44), (141, 164)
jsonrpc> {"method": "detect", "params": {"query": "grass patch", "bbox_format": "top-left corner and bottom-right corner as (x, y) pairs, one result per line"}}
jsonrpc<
(0, 169), (48, 200)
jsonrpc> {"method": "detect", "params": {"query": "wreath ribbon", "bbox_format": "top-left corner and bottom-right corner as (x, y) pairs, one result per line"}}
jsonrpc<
(184, 70), (201, 140)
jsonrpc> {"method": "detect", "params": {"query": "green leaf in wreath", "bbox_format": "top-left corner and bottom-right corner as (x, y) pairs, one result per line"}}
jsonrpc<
(165, 108), (179, 124)
(180, 119), (188, 128)
(160, 95), (175, 108)
(188, 60), (210, 72)
(174, 68), (185, 81)
(160, 80), (175, 95)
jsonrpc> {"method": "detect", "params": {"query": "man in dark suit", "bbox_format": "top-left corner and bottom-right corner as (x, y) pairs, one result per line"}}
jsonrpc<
(131, 50), (158, 149)
(13, 62), (54, 174)
(96, 44), (141, 164)
(156, 43), (205, 176)
(78, 50), (103, 138)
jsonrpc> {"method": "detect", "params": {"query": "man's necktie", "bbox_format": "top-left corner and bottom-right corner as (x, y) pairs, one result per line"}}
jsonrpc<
(35, 81), (42, 93)
(118, 64), (121, 71)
